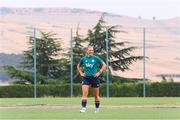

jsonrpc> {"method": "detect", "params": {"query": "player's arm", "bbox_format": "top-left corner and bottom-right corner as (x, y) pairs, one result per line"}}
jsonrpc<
(99, 62), (106, 74)
(77, 64), (85, 77)
(95, 62), (106, 77)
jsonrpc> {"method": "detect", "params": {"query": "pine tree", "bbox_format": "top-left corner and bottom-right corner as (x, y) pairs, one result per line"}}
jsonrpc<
(69, 26), (86, 83)
(4, 31), (68, 84)
(86, 14), (143, 74)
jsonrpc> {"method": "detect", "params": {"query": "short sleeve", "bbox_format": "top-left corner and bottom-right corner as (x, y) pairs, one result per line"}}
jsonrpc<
(96, 56), (103, 64)
(79, 57), (84, 65)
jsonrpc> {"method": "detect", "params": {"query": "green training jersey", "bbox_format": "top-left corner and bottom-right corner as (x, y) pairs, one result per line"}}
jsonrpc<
(79, 55), (103, 76)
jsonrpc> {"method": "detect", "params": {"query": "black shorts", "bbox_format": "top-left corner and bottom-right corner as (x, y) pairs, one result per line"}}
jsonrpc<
(82, 76), (100, 88)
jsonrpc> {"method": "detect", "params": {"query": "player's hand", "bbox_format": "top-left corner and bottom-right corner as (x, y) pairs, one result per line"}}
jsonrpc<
(80, 73), (85, 77)
(94, 72), (100, 77)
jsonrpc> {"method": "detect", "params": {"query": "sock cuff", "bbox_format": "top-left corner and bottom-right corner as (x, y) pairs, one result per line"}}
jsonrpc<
(82, 99), (87, 102)
(95, 100), (100, 103)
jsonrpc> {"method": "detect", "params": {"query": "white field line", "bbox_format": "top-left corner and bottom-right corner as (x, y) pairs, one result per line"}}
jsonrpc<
(0, 104), (180, 109)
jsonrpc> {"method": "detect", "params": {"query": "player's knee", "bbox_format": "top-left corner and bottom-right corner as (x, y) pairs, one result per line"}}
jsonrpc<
(82, 92), (88, 97)
(83, 91), (88, 95)
(94, 95), (100, 100)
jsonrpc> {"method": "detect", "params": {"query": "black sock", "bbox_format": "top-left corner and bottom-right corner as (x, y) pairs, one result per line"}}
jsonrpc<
(82, 99), (87, 108)
(95, 100), (100, 108)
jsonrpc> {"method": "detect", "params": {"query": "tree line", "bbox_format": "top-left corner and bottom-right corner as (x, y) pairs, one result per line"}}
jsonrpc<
(3, 14), (143, 84)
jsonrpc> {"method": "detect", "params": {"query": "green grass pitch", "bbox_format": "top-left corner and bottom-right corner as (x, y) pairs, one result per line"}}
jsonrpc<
(0, 97), (180, 120)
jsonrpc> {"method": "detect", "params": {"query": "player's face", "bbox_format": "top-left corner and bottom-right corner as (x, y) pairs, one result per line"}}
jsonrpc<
(86, 47), (94, 56)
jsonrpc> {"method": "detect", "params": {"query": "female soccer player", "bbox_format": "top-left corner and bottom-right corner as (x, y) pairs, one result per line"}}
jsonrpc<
(77, 46), (106, 113)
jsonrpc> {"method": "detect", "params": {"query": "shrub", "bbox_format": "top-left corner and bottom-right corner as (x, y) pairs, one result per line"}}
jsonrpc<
(0, 82), (179, 98)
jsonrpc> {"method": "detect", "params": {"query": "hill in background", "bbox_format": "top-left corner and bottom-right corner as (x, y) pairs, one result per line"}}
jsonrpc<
(0, 8), (180, 82)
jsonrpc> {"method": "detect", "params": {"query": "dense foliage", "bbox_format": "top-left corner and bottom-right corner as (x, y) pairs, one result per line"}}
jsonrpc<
(0, 82), (179, 97)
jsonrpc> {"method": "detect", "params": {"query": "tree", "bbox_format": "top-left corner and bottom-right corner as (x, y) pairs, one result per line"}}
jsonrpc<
(85, 14), (143, 75)
(69, 26), (86, 83)
(3, 31), (68, 84)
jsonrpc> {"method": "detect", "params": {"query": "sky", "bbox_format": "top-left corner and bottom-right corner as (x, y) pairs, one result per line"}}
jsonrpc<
(0, 0), (180, 20)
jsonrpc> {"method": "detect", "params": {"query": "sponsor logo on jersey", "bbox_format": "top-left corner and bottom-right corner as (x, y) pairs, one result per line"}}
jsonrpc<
(85, 63), (93, 68)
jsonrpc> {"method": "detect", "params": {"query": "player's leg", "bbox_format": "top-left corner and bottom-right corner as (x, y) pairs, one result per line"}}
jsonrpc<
(92, 77), (100, 113)
(80, 84), (89, 112)
(92, 77), (101, 112)
(93, 87), (100, 113)
(80, 76), (90, 112)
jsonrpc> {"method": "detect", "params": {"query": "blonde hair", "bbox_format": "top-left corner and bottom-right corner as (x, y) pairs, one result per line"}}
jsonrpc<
(86, 45), (94, 51)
